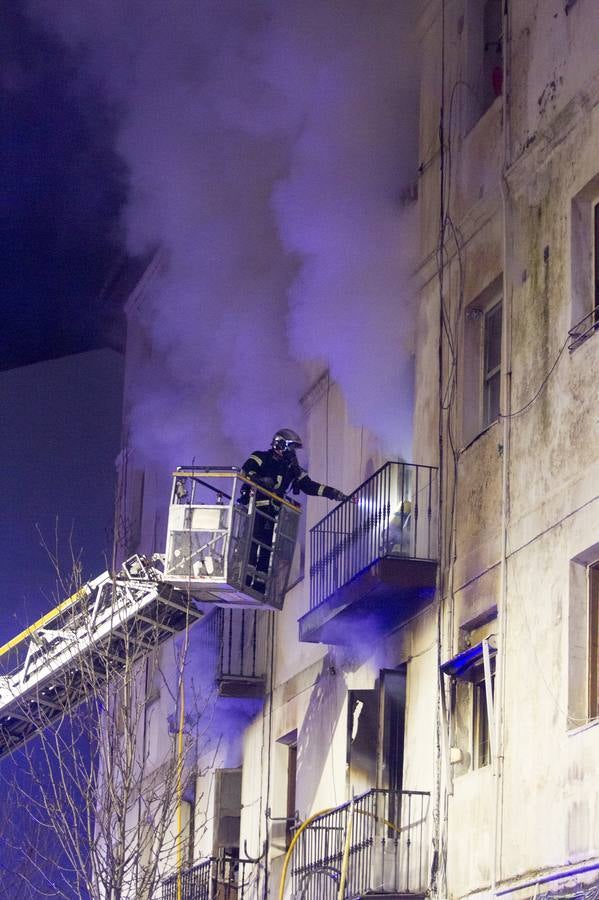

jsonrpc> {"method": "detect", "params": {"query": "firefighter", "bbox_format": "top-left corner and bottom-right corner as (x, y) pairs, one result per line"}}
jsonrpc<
(240, 428), (351, 591)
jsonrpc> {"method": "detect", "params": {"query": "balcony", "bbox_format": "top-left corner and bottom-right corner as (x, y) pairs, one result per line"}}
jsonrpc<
(195, 607), (269, 699)
(162, 853), (264, 900)
(568, 307), (599, 350)
(299, 462), (438, 645)
(290, 788), (431, 899)
(215, 607), (269, 698)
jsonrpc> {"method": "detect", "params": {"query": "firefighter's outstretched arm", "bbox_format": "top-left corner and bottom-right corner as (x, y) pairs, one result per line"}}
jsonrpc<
(293, 468), (350, 502)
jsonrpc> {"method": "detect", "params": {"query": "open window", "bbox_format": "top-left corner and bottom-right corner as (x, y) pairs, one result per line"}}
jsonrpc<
(347, 667), (407, 796)
(441, 632), (497, 771)
(276, 729), (298, 849)
(462, 0), (503, 131)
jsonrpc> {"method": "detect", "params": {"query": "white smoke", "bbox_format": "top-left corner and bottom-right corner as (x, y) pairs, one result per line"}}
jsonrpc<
(28, 0), (419, 465)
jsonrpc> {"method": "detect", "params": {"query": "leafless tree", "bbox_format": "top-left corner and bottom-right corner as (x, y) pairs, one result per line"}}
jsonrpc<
(0, 548), (215, 900)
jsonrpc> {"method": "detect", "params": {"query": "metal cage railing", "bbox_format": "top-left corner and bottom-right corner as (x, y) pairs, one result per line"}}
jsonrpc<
(165, 467), (301, 610)
(568, 306), (599, 351)
(309, 461), (438, 610)
(162, 853), (265, 900)
(162, 857), (212, 900)
(291, 788), (431, 900)
(217, 607), (269, 683)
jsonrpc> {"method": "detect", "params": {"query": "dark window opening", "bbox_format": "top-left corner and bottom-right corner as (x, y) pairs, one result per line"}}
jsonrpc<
(347, 668), (407, 801)
(481, 0), (503, 113)
(347, 689), (379, 794)
(380, 668), (407, 796)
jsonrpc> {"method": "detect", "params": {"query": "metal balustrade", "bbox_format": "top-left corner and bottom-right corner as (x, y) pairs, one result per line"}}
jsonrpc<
(568, 307), (599, 350)
(291, 788), (430, 900)
(162, 857), (211, 900)
(310, 462), (438, 610)
(217, 608), (269, 688)
(165, 467), (301, 611)
(162, 854), (265, 900)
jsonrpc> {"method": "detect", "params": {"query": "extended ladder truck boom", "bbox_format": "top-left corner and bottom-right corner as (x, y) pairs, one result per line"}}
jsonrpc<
(0, 468), (301, 759)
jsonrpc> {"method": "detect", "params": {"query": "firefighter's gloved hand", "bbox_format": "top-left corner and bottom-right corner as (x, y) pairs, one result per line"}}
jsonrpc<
(331, 489), (350, 502)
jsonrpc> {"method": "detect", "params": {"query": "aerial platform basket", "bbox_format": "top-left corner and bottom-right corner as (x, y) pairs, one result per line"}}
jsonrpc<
(164, 467), (301, 611)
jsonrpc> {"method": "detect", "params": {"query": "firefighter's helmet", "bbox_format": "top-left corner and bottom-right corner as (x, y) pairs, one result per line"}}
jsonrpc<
(272, 428), (303, 454)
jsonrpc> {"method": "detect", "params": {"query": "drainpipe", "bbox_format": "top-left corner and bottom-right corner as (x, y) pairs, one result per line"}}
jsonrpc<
(494, 0), (513, 892)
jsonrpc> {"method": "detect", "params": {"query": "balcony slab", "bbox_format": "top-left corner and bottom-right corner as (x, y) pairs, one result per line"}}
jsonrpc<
(217, 674), (265, 699)
(299, 557), (437, 645)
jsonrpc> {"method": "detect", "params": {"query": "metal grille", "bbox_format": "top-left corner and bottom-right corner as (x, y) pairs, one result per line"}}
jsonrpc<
(162, 858), (211, 900)
(291, 788), (430, 900)
(568, 307), (599, 350)
(310, 462), (438, 610)
(162, 855), (265, 900)
(217, 608), (269, 682)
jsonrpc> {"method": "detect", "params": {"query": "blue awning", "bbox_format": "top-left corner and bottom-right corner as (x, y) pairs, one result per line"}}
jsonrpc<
(440, 635), (497, 679)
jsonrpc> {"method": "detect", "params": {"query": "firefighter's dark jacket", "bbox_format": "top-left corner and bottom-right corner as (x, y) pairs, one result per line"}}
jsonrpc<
(240, 450), (345, 504)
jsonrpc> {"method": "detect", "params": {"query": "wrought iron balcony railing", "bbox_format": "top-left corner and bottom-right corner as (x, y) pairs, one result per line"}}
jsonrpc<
(216, 607), (269, 696)
(291, 788), (430, 899)
(194, 606), (269, 698)
(309, 461), (438, 611)
(162, 853), (264, 900)
(568, 307), (599, 351)
(162, 856), (211, 900)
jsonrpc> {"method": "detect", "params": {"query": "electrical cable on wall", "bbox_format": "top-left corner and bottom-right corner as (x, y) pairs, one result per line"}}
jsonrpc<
(499, 333), (570, 419)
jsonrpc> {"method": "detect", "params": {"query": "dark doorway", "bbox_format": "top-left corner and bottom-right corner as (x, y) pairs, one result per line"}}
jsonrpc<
(379, 667), (407, 794)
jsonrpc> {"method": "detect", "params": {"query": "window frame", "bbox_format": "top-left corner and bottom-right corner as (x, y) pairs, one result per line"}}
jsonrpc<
(570, 178), (599, 349)
(472, 661), (496, 768)
(588, 562), (599, 719)
(462, 277), (503, 445)
(461, 0), (504, 133)
(441, 633), (497, 772)
(482, 300), (502, 429)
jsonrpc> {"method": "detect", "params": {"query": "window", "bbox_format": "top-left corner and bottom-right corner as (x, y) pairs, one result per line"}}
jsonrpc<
(213, 769), (242, 856)
(472, 661), (495, 768)
(346, 667), (407, 798)
(286, 742), (298, 848)
(276, 729), (298, 849)
(570, 177), (599, 348)
(483, 301), (502, 428)
(462, 0), (503, 131)
(441, 624), (497, 772)
(481, 0), (503, 113)
(347, 690), (379, 795)
(588, 563), (599, 719)
(463, 278), (503, 443)
(568, 549), (599, 727)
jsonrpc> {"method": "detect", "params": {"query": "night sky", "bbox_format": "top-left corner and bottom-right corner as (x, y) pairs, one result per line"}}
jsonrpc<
(0, 6), (130, 891)
(1, 2), (127, 369)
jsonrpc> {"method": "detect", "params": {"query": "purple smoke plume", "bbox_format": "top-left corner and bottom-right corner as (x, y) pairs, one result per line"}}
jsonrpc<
(28, 0), (419, 464)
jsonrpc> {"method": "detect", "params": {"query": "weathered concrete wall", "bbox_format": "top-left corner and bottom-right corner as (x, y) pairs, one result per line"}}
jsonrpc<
(415, 0), (599, 896)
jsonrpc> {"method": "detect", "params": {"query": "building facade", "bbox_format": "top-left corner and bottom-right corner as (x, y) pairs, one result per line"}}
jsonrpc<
(116, 1), (599, 898)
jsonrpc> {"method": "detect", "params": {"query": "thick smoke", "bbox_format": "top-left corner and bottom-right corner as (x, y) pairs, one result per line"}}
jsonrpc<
(28, 0), (419, 464)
